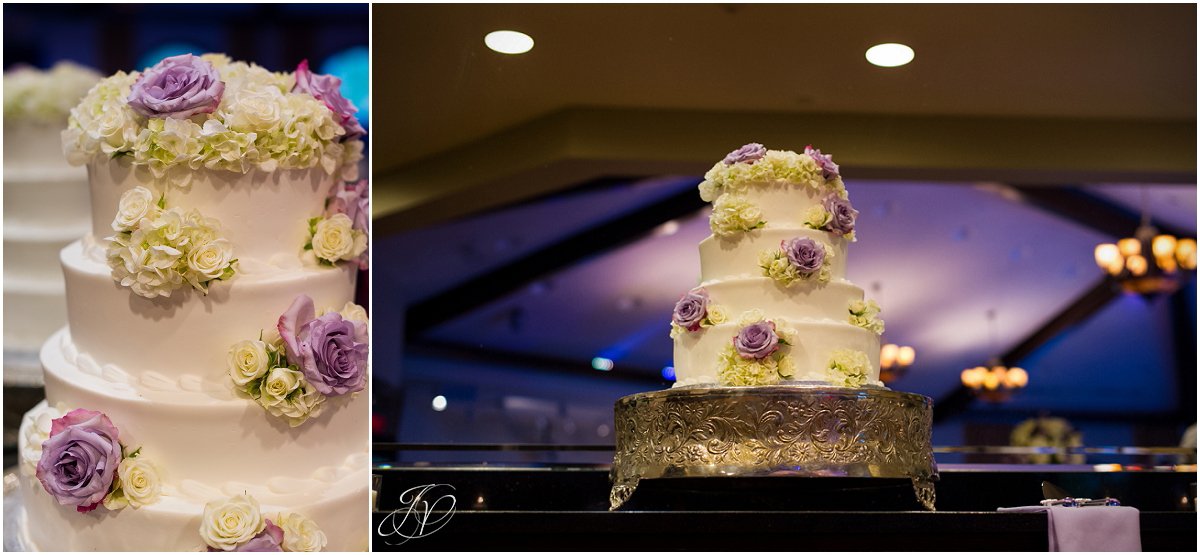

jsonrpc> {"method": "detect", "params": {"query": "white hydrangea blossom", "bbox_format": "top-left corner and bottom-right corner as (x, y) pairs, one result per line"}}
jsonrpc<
(848, 299), (885, 335)
(828, 349), (871, 388)
(105, 186), (237, 298)
(62, 54), (362, 180)
(709, 194), (766, 237)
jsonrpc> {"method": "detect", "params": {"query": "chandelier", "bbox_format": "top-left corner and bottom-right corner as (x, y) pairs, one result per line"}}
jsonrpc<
(961, 309), (1027, 402)
(1093, 188), (1196, 296)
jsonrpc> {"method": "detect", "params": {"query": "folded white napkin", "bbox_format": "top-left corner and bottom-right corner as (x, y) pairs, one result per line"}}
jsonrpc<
(996, 505), (1142, 551)
(1047, 505), (1141, 552)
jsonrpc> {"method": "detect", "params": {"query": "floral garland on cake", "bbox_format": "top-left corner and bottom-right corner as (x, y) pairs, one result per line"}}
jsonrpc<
(62, 53), (363, 182)
(669, 287), (727, 338)
(304, 179), (369, 269)
(105, 186), (237, 298)
(698, 143), (845, 203)
(227, 295), (368, 427)
(22, 405), (163, 513)
(804, 192), (859, 242)
(848, 299), (885, 335)
(759, 236), (835, 286)
(715, 310), (798, 386)
(201, 494), (327, 552)
(4, 61), (100, 121)
(826, 349), (871, 388)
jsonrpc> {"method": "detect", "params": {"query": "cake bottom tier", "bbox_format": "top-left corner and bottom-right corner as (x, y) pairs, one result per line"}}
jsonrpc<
(14, 464), (369, 551)
(673, 320), (881, 386)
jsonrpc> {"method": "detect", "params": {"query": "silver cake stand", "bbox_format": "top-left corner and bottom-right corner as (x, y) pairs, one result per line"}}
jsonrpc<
(609, 384), (937, 511)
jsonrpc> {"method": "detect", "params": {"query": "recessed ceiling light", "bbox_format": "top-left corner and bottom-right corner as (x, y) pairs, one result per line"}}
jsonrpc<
(485, 30), (534, 55)
(591, 357), (614, 371)
(431, 395), (448, 411)
(865, 43), (914, 67)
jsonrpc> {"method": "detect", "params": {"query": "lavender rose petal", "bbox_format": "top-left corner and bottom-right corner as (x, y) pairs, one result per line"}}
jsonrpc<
(733, 321), (781, 360)
(127, 54), (225, 119)
(783, 237), (826, 273)
(804, 145), (840, 180)
(35, 409), (122, 511)
(823, 195), (858, 236)
(722, 143), (767, 165)
(672, 288), (709, 331)
(293, 60), (365, 140)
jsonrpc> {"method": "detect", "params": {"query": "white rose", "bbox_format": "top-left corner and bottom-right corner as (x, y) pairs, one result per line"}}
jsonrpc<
(259, 367), (303, 409)
(228, 340), (270, 387)
(275, 512), (328, 552)
(187, 239), (234, 281)
(117, 456), (162, 508)
(225, 87), (284, 133)
(311, 214), (356, 262)
(265, 381), (326, 428)
(339, 302), (368, 324)
(112, 186), (155, 232)
(18, 403), (64, 477)
(706, 305), (727, 325)
(200, 494), (265, 551)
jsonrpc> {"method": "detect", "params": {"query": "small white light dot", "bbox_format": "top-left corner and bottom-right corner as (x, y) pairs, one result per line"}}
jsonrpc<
(865, 43), (915, 67)
(591, 357), (614, 371)
(431, 395), (447, 411)
(485, 30), (534, 55)
(597, 424), (611, 438)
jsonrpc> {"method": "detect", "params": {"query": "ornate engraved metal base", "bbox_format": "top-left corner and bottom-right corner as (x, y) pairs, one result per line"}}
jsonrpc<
(610, 385), (937, 511)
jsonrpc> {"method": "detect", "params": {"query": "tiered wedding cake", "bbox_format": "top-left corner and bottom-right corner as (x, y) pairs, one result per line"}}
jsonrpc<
(3, 62), (100, 382)
(670, 143), (883, 387)
(15, 54), (371, 551)
(610, 144), (935, 511)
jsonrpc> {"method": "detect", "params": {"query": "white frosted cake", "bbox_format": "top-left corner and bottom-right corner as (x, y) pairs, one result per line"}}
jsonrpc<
(15, 54), (370, 551)
(670, 143), (884, 388)
(3, 62), (100, 382)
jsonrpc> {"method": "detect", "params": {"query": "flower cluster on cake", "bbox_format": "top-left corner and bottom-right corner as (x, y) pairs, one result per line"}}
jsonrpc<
(15, 53), (370, 551)
(670, 143), (885, 388)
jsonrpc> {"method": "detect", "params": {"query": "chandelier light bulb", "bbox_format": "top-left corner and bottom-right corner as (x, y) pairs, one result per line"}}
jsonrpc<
(1177, 239), (1197, 269)
(1117, 237), (1141, 257)
(880, 343), (899, 368)
(1125, 254), (1148, 276)
(1005, 367), (1029, 388)
(897, 346), (916, 366)
(1152, 235), (1177, 258)
(1094, 243), (1120, 272)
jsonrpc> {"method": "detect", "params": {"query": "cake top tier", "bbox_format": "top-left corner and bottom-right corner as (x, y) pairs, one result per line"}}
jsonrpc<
(700, 143), (859, 241)
(62, 53), (363, 183)
(4, 61), (100, 123)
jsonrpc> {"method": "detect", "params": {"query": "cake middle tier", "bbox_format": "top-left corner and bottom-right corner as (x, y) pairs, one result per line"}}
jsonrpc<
(699, 276), (865, 324)
(700, 227), (849, 282)
(60, 239), (356, 385)
(41, 329), (370, 492)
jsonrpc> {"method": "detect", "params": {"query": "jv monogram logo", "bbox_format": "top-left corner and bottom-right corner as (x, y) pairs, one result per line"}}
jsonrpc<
(376, 483), (457, 545)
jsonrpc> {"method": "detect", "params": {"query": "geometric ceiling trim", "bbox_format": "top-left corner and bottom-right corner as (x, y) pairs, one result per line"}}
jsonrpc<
(373, 106), (1196, 235)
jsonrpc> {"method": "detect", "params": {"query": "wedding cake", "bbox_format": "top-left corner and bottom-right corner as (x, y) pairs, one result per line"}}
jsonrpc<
(3, 62), (100, 383)
(14, 54), (371, 551)
(609, 143), (935, 511)
(670, 143), (882, 387)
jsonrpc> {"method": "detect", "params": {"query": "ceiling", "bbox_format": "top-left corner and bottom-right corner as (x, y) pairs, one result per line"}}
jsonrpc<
(371, 4), (1196, 420)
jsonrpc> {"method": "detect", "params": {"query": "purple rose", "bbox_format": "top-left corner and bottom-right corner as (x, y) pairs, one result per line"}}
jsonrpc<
(35, 409), (122, 513)
(822, 195), (858, 236)
(127, 54), (225, 119)
(278, 295), (368, 396)
(293, 60), (365, 140)
(672, 288), (709, 332)
(210, 519), (283, 552)
(804, 145), (839, 180)
(723, 143), (767, 165)
(782, 237), (826, 273)
(733, 321), (780, 360)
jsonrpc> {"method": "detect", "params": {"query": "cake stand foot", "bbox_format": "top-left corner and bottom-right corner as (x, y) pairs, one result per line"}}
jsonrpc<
(912, 476), (937, 511)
